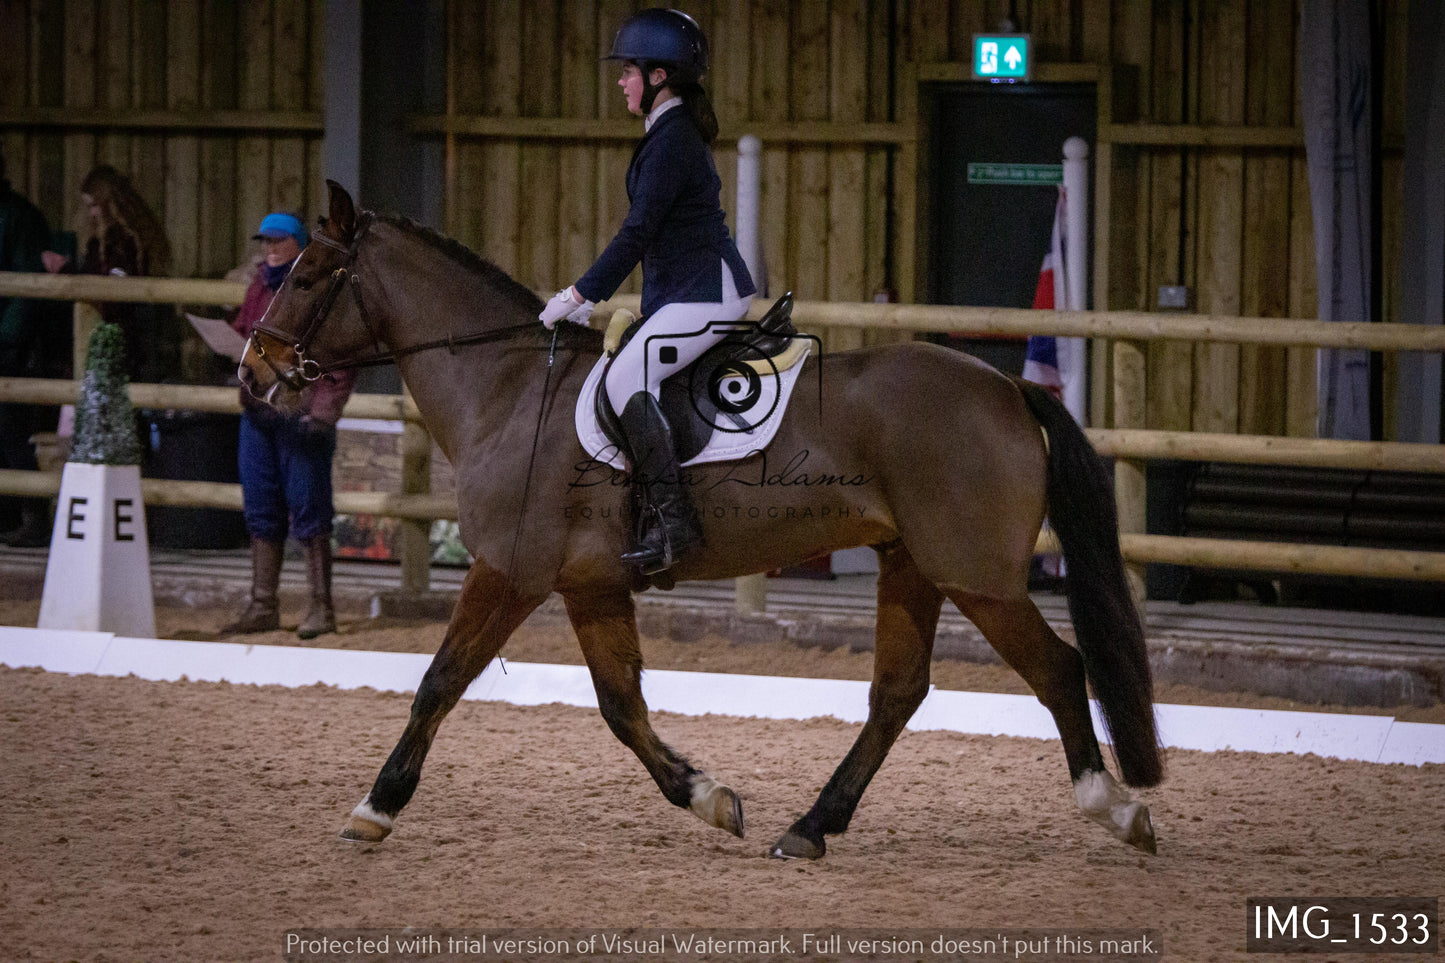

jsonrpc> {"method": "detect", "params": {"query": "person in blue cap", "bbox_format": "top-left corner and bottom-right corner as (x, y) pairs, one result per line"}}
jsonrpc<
(539, 8), (755, 575)
(225, 211), (355, 639)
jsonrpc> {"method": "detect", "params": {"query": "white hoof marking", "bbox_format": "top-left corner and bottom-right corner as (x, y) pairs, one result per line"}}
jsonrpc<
(1074, 770), (1148, 842)
(350, 794), (394, 831)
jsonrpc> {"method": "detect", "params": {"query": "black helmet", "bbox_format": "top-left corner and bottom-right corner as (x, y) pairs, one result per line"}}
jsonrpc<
(604, 8), (708, 84)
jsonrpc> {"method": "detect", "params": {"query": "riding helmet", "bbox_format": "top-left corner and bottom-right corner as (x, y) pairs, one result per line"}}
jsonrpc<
(604, 8), (709, 84)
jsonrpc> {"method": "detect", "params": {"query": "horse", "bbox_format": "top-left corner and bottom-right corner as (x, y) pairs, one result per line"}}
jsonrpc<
(239, 181), (1163, 860)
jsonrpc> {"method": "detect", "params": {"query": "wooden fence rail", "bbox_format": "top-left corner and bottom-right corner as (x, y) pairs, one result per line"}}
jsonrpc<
(1, 273), (1442, 604)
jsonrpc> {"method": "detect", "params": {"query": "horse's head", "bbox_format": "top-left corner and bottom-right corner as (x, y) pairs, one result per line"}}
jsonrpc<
(238, 180), (378, 411)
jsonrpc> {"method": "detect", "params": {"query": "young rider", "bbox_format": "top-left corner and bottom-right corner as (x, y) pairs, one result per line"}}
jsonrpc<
(539, 8), (755, 575)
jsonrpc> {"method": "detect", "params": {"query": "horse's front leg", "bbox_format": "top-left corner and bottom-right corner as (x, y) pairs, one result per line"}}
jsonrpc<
(772, 543), (943, 859)
(341, 562), (544, 842)
(563, 589), (744, 838)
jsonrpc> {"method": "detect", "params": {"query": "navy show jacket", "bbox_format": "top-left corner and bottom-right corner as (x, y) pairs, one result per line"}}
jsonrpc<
(575, 105), (756, 319)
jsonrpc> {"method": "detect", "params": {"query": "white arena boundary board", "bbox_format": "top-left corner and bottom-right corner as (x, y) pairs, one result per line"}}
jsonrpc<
(1, 626), (1440, 767)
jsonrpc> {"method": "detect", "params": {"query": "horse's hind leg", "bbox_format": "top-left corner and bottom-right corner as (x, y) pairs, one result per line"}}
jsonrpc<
(948, 591), (1156, 853)
(563, 590), (744, 838)
(771, 542), (943, 860)
(340, 563), (543, 842)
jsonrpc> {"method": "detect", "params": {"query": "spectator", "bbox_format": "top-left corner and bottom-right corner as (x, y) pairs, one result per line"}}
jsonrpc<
(0, 148), (58, 546)
(54, 165), (176, 383)
(223, 212), (356, 640)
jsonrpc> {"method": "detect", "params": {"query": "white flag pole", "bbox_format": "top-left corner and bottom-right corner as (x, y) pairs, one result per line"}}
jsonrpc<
(1061, 136), (1090, 425)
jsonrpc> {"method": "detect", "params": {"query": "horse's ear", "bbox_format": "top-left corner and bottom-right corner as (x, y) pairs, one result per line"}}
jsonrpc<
(326, 179), (357, 242)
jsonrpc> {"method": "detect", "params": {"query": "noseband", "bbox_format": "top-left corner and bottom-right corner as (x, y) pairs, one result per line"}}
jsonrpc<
(249, 213), (546, 389)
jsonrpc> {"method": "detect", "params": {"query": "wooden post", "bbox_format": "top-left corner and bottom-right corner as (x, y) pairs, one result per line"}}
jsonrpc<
(73, 301), (101, 375)
(1112, 338), (1148, 607)
(398, 392), (432, 595)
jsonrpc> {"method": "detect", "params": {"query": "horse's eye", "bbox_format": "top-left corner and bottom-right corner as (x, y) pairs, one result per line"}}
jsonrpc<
(293, 278), (313, 291)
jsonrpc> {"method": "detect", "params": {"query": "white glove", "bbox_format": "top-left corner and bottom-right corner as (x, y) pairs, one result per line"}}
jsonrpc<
(539, 286), (595, 329)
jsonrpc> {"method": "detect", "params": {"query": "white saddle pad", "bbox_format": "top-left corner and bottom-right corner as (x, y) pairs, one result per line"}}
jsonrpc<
(574, 345), (812, 470)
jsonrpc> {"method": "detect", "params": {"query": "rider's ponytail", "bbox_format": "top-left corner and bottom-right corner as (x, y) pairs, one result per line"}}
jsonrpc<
(677, 81), (719, 146)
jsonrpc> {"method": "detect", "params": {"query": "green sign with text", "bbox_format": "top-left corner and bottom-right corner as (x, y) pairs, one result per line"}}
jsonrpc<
(972, 34), (1031, 81)
(966, 163), (1062, 186)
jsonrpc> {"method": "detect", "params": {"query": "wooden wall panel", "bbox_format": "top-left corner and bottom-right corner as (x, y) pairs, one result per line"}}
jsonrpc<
(2, 0), (1417, 443)
(790, 0), (829, 314)
(1286, 153), (1317, 436)
(62, 0), (97, 233)
(269, 0), (308, 214)
(479, 0), (521, 277)
(518, 0), (560, 292)
(1143, 0), (1191, 431)
(826, 0), (867, 350)
(1192, 0), (1246, 434)
(235, 0), (273, 260)
(132, 0), (168, 210)
(751, 0), (791, 300)
(1237, 0), (1294, 436)
(95, 0), (131, 173)
(198, 1), (239, 278)
(28, 0), (69, 217)
(3, 0), (320, 281)
(164, 0), (201, 280)
(709, 0), (748, 227)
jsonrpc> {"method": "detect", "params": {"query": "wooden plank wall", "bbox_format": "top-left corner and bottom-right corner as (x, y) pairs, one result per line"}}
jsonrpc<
(443, 0), (906, 353)
(1112, 0), (1404, 438)
(0, 0), (325, 280)
(2, 0), (1413, 439)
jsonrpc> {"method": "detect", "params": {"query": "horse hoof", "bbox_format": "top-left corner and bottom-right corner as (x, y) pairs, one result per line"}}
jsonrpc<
(1074, 770), (1156, 855)
(1121, 802), (1157, 855)
(688, 775), (745, 838)
(339, 796), (393, 842)
(769, 829), (825, 860)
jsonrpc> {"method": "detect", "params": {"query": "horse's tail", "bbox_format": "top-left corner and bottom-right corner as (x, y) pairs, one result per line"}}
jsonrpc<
(1013, 377), (1164, 788)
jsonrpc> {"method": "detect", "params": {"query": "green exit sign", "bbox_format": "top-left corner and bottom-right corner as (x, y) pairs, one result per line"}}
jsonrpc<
(972, 34), (1032, 81)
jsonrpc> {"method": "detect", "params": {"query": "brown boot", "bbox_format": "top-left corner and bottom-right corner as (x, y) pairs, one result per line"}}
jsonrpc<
(297, 534), (336, 640)
(223, 538), (283, 634)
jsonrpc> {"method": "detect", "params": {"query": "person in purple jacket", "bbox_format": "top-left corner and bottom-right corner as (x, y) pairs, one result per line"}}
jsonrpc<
(540, 8), (756, 574)
(225, 212), (356, 639)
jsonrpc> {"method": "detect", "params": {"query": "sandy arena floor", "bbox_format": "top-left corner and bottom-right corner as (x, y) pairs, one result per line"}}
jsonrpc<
(1, 600), (1442, 961)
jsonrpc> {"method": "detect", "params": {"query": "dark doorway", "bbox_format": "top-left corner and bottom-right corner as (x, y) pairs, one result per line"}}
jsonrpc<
(925, 82), (1096, 375)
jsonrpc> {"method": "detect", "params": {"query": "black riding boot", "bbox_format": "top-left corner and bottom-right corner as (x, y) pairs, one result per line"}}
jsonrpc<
(617, 391), (702, 574)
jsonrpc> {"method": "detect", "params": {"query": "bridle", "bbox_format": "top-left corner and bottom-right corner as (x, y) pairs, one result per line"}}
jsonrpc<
(248, 212), (543, 390)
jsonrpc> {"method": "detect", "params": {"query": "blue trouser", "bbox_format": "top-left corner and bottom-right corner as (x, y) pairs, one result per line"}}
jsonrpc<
(238, 408), (337, 542)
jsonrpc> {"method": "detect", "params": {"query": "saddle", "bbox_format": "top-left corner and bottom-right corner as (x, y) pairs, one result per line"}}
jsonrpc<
(594, 292), (802, 466)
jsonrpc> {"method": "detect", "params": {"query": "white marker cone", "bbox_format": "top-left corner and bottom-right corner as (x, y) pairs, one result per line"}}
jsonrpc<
(38, 462), (156, 638)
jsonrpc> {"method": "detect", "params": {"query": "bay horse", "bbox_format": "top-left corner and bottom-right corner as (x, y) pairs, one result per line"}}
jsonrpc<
(239, 182), (1163, 859)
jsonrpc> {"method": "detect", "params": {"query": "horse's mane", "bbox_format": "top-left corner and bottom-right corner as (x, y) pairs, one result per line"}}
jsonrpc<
(373, 213), (601, 350)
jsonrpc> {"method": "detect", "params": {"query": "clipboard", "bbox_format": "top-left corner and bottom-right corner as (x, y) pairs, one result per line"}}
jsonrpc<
(185, 312), (248, 363)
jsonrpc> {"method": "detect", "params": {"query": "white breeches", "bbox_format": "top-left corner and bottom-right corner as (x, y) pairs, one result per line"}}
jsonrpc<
(605, 261), (753, 415)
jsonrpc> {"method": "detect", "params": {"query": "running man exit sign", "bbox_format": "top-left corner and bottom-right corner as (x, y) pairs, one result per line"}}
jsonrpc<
(972, 34), (1032, 81)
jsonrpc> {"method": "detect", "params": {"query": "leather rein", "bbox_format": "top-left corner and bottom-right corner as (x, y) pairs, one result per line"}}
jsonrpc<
(249, 214), (541, 390)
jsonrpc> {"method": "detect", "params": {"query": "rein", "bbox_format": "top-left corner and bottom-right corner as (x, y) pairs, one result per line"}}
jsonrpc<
(249, 214), (543, 388)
